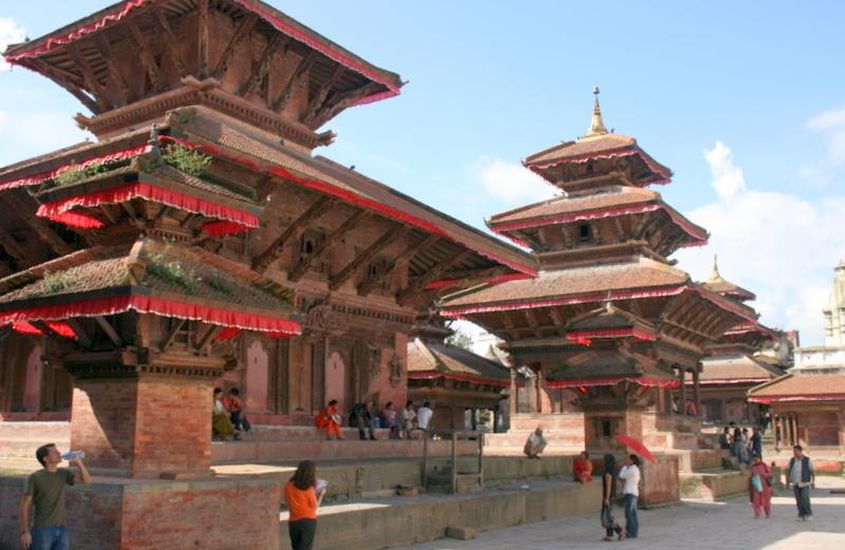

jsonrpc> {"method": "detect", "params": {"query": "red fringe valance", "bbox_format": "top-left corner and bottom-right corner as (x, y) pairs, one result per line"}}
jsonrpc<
(200, 220), (253, 236)
(545, 376), (680, 389)
(408, 371), (509, 388)
(424, 272), (533, 292)
(0, 144), (151, 191)
(216, 327), (241, 340)
(0, 294), (300, 336)
(45, 211), (105, 229)
(36, 181), (259, 229)
(566, 328), (657, 343)
(11, 320), (77, 339)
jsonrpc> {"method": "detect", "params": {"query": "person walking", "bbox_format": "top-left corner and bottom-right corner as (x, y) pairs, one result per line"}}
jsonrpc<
(748, 454), (773, 519)
(787, 445), (815, 521)
(284, 460), (325, 550)
(618, 454), (641, 539)
(600, 454), (624, 541)
(19, 443), (92, 550)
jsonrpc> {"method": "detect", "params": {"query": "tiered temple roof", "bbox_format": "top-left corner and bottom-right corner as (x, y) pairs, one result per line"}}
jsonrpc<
(407, 338), (510, 389)
(440, 88), (753, 391)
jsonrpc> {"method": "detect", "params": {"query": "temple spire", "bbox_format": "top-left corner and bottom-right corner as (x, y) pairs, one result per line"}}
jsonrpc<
(582, 85), (608, 139)
(709, 254), (721, 282)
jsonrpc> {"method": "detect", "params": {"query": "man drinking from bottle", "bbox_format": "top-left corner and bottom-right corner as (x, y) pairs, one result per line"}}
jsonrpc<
(19, 443), (91, 550)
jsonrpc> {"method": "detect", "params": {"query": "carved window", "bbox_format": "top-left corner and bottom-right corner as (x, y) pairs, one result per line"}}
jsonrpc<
(299, 230), (329, 275)
(578, 223), (591, 242)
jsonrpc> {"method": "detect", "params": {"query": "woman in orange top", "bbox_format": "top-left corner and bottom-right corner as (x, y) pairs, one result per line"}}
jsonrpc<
(573, 451), (594, 483)
(315, 400), (343, 440)
(284, 460), (323, 550)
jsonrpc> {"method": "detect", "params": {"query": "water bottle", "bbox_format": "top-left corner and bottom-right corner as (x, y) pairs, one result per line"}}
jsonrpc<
(60, 450), (85, 461)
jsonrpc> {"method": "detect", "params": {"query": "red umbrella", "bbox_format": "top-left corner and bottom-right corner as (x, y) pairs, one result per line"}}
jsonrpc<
(615, 434), (657, 464)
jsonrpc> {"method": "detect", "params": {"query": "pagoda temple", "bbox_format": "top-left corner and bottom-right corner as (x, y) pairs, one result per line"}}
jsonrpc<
(439, 88), (758, 455)
(688, 257), (786, 424)
(0, 1), (535, 546)
(750, 261), (845, 455)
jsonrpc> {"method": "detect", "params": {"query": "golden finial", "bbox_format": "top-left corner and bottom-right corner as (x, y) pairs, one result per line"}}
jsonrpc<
(709, 254), (721, 282)
(583, 85), (609, 139)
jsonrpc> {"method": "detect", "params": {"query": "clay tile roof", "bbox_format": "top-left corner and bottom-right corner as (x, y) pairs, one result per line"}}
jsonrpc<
(748, 373), (845, 399)
(408, 338), (509, 381)
(440, 257), (689, 310)
(524, 134), (637, 166)
(489, 186), (658, 226)
(703, 278), (756, 301)
(0, 239), (292, 315)
(566, 305), (654, 333)
(695, 355), (784, 383)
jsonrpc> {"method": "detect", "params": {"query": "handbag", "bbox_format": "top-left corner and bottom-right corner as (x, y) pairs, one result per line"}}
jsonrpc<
(751, 474), (763, 492)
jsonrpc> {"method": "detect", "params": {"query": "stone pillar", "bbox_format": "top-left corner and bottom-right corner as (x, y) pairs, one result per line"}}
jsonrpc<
(692, 367), (701, 418)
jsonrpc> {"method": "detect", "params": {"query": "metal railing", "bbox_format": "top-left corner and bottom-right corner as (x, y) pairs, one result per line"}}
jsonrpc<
(421, 429), (484, 493)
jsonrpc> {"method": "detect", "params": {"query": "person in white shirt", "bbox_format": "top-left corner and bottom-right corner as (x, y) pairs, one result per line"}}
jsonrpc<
(416, 402), (433, 431)
(617, 454), (641, 539)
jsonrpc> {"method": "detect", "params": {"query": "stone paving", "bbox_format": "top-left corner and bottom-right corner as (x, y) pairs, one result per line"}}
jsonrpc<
(402, 476), (845, 550)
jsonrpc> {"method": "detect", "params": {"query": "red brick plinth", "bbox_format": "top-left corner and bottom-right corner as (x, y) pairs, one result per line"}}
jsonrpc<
(0, 474), (282, 549)
(71, 375), (214, 478)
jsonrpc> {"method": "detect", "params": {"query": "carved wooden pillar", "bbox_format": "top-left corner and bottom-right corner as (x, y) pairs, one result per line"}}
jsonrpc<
(692, 367), (701, 418)
(678, 366), (687, 414)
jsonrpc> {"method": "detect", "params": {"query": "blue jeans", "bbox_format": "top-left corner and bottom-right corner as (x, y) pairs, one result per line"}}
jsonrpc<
(793, 485), (812, 518)
(624, 494), (639, 538)
(32, 526), (69, 550)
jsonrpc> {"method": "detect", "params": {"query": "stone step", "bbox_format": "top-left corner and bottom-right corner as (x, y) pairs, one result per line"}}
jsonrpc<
(278, 478), (600, 550)
(0, 421), (71, 439)
(679, 470), (748, 500)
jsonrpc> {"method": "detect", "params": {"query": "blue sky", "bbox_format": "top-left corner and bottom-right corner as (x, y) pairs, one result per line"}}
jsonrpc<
(2, 1), (845, 344)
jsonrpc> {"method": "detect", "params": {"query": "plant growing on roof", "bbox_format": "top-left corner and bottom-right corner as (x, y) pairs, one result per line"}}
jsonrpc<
(144, 250), (195, 293)
(42, 271), (72, 293)
(205, 275), (234, 296)
(162, 143), (212, 176)
(52, 162), (106, 187)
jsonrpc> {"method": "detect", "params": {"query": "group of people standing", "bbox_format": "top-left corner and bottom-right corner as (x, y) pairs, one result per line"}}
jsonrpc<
(600, 454), (642, 541)
(316, 399), (434, 441)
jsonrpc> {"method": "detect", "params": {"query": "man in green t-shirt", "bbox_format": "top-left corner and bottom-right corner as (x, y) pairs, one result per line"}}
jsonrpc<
(19, 443), (91, 550)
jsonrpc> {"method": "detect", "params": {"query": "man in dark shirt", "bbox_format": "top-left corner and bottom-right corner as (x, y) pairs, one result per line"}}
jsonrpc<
(19, 443), (91, 550)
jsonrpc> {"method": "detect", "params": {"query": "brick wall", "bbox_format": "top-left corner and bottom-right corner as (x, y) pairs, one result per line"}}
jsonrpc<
(71, 375), (214, 477)
(1, 474), (281, 550)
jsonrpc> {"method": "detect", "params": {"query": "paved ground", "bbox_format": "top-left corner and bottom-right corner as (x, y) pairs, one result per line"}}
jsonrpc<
(402, 477), (845, 550)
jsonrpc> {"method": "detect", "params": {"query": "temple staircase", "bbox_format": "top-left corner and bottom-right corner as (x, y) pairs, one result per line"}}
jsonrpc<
(482, 413), (585, 456)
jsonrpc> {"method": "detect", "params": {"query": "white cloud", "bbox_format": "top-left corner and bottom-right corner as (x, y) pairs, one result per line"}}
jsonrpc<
(675, 144), (845, 345)
(806, 105), (845, 131)
(805, 103), (845, 167)
(0, 18), (26, 72)
(473, 157), (554, 203)
(703, 141), (746, 200)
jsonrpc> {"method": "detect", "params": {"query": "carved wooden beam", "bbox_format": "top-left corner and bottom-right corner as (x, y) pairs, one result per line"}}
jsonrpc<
(65, 319), (93, 350)
(29, 59), (100, 113)
(524, 309), (544, 339)
(358, 234), (440, 296)
(127, 19), (163, 92)
(253, 196), (333, 272)
(0, 194), (73, 256)
(310, 82), (382, 128)
(90, 34), (129, 102)
(288, 209), (371, 282)
(613, 218), (626, 242)
(635, 212), (663, 241)
(213, 13), (259, 80)
(548, 307), (567, 337)
(397, 249), (471, 304)
(197, 325), (223, 353)
(302, 66), (345, 124)
(161, 319), (186, 350)
(197, 0), (210, 78)
(272, 51), (317, 111)
(68, 43), (110, 111)
(94, 316), (123, 348)
(0, 226), (27, 260)
(151, 5), (188, 77)
(242, 34), (287, 97)
(329, 224), (408, 291)
(662, 319), (715, 342)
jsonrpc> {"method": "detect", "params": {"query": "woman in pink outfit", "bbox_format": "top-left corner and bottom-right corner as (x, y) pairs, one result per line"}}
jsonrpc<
(748, 455), (773, 518)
